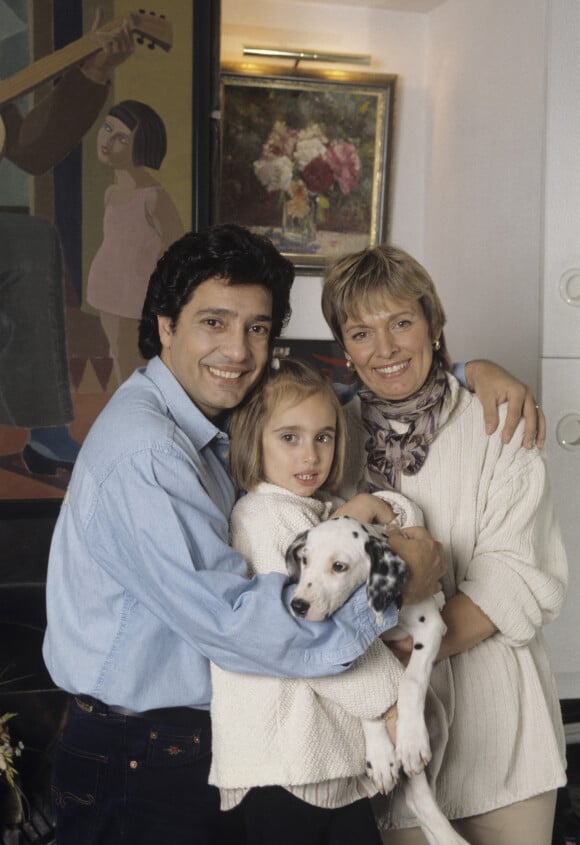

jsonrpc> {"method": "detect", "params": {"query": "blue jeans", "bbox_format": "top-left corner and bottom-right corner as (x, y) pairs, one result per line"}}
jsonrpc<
(51, 697), (243, 844)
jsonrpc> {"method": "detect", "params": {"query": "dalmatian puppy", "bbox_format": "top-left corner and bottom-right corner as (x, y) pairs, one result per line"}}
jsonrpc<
(286, 515), (470, 845)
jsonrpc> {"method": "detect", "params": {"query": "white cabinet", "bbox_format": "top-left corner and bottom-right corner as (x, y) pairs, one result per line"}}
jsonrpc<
(541, 0), (580, 701)
(541, 359), (580, 699)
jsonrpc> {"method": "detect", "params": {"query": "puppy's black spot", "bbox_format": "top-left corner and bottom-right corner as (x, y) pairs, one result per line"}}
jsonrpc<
(366, 761), (372, 769)
(365, 536), (408, 614)
(414, 642), (424, 650)
(352, 531), (359, 538)
(419, 616), (426, 622)
(285, 531), (308, 581)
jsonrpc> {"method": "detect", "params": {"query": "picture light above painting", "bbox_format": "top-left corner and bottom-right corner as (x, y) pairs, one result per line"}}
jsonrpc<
(215, 63), (397, 274)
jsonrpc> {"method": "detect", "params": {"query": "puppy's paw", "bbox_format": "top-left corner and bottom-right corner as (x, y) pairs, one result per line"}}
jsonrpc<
(396, 717), (431, 777)
(365, 738), (400, 794)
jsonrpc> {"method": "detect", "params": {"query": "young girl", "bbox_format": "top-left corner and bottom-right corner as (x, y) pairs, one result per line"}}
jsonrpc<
(209, 358), (423, 845)
(86, 99), (184, 387)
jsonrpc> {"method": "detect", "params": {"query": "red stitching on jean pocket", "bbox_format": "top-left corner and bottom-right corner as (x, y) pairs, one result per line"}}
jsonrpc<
(164, 744), (186, 757)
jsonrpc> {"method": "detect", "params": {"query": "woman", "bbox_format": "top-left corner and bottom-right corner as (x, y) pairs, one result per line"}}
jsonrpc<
(321, 245), (567, 845)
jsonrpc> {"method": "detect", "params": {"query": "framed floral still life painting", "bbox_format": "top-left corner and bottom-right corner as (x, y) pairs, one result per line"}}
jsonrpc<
(217, 63), (397, 274)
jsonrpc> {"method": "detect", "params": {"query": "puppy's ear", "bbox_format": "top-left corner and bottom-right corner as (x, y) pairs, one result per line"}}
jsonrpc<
(285, 531), (309, 582)
(364, 535), (407, 617)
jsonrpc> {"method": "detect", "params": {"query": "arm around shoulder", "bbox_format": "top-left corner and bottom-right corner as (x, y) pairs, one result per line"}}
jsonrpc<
(464, 359), (546, 449)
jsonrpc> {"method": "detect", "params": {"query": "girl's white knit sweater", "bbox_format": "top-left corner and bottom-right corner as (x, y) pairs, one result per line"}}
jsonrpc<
(209, 484), (420, 799)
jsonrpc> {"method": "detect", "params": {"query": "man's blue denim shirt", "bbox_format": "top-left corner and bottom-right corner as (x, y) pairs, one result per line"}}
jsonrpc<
(42, 357), (396, 712)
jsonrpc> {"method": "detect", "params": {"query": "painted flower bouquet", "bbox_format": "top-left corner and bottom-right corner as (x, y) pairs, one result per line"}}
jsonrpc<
(253, 120), (361, 248)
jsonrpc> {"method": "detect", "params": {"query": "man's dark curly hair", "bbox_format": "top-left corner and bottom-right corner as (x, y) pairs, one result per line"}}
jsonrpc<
(139, 224), (294, 359)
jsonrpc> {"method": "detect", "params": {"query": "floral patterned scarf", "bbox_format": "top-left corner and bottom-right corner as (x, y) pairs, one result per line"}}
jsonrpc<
(357, 364), (451, 492)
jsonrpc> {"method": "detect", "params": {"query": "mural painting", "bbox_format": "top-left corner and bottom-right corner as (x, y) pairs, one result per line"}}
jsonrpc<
(0, 0), (192, 501)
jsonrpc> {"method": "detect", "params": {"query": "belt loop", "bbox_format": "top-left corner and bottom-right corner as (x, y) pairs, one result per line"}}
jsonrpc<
(75, 696), (95, 714)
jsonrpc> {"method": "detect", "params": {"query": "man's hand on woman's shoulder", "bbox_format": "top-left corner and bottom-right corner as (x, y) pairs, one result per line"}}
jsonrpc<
(464, 359), (545, 449)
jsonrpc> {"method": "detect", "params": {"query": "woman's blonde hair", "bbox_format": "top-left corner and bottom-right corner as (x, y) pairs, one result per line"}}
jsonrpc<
(229, 358), (346, 493)
(322, 244), (451, 371)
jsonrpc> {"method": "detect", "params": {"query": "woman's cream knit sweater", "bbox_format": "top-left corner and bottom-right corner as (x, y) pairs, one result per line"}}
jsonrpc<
(341, 376), (567, 825)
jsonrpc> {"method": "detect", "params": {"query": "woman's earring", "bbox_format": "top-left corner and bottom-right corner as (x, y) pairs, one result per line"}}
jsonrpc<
(432, 339), (441, 352)
(345, 356), (354, 370)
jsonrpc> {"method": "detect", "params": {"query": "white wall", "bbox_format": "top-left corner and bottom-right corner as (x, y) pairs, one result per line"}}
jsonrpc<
(222, 1), (546, 395)
(221, 0), (430, 338)
(425, 0), (547, 391)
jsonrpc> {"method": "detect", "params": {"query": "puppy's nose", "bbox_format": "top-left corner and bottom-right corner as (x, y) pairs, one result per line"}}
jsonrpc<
(291, 597), (310, 618)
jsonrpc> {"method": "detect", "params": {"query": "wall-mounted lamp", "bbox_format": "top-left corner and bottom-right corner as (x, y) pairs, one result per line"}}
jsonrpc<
(242, 46), (371, 69)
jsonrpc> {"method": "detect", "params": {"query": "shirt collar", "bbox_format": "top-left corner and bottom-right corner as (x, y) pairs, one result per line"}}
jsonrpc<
(144, 356), (229, 451)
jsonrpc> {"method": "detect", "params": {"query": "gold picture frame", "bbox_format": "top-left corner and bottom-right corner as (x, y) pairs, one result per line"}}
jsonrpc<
(215, 62), (397, 274)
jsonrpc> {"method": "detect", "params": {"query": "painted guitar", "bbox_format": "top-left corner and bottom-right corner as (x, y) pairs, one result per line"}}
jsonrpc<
(0, 11), (172, 158)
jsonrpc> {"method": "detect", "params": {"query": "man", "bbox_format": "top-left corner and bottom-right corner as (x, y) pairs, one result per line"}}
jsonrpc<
(43, 224), (446, 844)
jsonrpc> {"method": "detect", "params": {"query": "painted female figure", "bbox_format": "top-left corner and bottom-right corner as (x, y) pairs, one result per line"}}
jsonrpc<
(87, 100), (184, 387)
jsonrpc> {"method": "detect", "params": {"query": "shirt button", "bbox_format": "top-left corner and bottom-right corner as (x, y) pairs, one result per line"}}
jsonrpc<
(129, 760), (138, 769)
(193, 735), (200, 745)
(150, 731), (158, 740)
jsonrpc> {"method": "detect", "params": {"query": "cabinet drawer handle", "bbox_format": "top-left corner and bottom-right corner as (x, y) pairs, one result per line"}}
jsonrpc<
(559, 269), (580, 307)
(556, 413), (580, 450)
